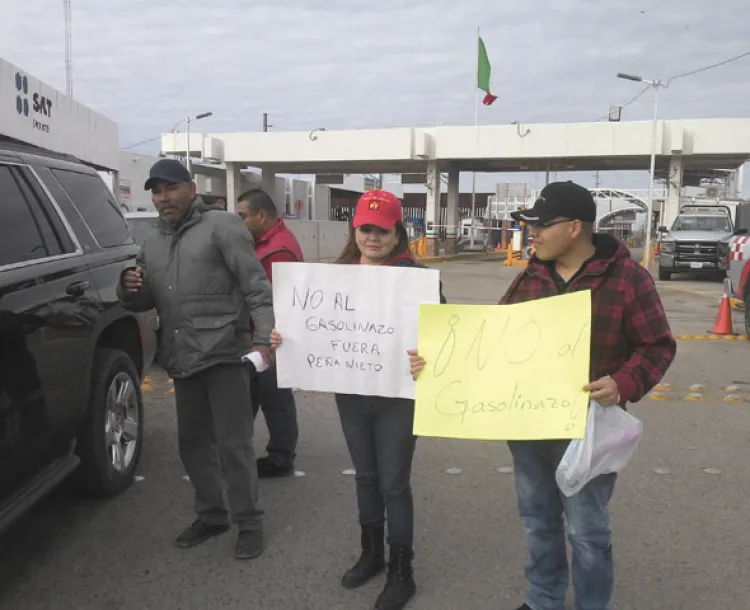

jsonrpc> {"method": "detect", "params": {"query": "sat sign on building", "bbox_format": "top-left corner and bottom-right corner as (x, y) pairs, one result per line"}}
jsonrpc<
(0, 57), (118, 170)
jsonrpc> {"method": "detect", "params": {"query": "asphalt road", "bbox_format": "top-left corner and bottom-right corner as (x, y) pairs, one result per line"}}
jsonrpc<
(1, 260), (748, 610)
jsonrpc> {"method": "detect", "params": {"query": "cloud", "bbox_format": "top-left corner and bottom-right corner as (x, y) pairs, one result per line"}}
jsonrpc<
(1, 0), (748, 192)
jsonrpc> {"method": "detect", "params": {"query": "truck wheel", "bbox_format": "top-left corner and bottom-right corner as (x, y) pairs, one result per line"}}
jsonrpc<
(658, 267), (671, 281)
(72, 348), (144, 497)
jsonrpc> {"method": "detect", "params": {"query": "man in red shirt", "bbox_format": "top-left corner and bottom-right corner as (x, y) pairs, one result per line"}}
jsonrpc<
(236, 188), (304, 477)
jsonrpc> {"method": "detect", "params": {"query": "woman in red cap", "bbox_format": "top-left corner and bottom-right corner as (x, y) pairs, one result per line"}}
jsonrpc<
(271, 190), (444, 610)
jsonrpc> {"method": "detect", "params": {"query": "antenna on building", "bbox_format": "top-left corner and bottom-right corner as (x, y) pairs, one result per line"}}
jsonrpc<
(64, 0), (73, 97)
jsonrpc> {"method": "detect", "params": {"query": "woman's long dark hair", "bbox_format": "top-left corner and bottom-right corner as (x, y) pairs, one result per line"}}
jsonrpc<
(335, 221), (412, 264)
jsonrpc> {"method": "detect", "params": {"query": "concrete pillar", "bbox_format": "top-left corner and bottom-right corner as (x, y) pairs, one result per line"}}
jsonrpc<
(444, 168), (460, 254)
(261, 168), (282, 214)
(225, 162), (242, 213)
(663, 155), (684, 228)
(425, 161), (441, 256)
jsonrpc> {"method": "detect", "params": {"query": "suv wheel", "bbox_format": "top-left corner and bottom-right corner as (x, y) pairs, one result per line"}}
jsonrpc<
(658, 267), (671, 281)
(73, 348), (144, 497)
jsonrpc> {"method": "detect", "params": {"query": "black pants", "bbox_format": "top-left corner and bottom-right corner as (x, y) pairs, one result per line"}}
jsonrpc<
(335, 394), (417, 547)
(250, 365), (298, 468)
(174, 363), (262, 531)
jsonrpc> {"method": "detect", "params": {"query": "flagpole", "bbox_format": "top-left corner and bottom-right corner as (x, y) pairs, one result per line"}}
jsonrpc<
(471, 26), (479, 248)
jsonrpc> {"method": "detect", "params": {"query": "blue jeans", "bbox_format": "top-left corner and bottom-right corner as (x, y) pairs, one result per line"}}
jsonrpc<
(508, 440), (617, 610)
(336, 394), (417, 547)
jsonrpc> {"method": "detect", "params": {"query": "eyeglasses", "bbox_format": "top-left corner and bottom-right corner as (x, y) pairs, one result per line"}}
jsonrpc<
(532, 218), (576, 229)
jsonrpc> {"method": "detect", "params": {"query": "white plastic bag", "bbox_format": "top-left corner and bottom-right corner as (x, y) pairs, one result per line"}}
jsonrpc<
(555, 401), (643, 497)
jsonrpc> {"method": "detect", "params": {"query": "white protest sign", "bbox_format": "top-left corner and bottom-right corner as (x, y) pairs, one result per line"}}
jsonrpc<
(272, 262), (441, 399)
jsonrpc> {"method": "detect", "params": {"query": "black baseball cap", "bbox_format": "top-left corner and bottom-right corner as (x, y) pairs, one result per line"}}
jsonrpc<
(144, 159), (192, 190)
(511, 181), (596, 225)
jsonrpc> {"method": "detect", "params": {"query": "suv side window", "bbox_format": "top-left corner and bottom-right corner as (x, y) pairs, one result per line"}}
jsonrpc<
(0, 165), (61, 267)
(51, 169), (133, 248)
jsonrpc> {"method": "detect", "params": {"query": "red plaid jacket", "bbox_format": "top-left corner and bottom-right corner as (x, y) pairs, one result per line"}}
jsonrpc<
(500, 234), (676, 404)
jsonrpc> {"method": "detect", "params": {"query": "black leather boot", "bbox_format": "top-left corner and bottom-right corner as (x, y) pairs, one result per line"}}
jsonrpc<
(375, 545), (416, 610)
(341, 524), (386, 589)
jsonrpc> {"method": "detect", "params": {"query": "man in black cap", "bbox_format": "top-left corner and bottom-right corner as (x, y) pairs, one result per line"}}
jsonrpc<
(117, 158), (275, 560)
(502, 181), (676, 610)
(410, 181), (676, 610)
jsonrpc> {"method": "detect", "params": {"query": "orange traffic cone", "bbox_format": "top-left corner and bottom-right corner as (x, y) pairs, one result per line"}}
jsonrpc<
(709, 279), (736, 336)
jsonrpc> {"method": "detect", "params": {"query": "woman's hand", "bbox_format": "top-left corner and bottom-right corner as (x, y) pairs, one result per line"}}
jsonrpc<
(270, 329), (283, 350)
(407, 349), (426, 381)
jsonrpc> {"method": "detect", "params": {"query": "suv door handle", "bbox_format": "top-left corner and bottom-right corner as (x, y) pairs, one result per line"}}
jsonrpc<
(66, 280), (90, 297)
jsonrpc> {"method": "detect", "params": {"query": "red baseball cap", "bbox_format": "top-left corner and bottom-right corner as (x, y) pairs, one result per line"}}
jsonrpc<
(352, 190), (403, 230)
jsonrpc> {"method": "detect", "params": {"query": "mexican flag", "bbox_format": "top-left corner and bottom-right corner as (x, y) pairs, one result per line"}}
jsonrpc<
(478, 36), (497, 106)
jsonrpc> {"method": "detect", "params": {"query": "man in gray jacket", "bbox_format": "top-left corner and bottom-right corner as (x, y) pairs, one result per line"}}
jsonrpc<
(118, 159), (274, 560)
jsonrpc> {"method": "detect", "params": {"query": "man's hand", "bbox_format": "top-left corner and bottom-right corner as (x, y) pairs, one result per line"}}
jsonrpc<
(252, 345), (275, 367)
(122, 267), (144, 293)
(584, 376), (621, 406)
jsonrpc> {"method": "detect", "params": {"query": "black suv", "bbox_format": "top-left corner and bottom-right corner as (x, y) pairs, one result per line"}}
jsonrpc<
(0, 141), (157, 533)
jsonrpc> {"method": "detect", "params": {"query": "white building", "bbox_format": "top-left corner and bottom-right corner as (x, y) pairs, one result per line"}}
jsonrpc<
(0, 57), (118, 170)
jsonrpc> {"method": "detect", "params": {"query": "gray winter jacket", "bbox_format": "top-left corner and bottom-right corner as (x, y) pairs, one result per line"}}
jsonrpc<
(117, 198), (274, 379)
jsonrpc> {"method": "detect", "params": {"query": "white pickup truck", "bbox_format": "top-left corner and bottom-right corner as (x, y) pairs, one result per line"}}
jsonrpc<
(657, 205), (735, 281)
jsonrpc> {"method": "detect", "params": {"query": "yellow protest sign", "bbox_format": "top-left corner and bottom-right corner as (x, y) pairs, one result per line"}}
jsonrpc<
(414, 290), (592, 441)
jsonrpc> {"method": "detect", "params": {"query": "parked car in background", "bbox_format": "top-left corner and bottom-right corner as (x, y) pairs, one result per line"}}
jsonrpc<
(0, 140), (157, 534)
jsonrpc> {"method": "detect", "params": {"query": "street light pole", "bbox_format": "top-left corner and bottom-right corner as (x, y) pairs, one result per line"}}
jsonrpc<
(616, 73), (663, 269)
(646, 84), (660, 268)
(184, 112), (213, 176)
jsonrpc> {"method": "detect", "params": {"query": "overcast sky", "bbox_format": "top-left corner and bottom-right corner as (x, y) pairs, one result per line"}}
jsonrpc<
(2, 0), (749, 194)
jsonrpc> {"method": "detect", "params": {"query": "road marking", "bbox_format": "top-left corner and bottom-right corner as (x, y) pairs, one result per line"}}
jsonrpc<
(702, 468), (722, 475)
(141, 384), (153, 393)
(648, 392), (669, 401)
(723, 394), (745, 403)
(496, 466), (513, 474)
(445, 468), (463, 475)
(653, 468), (671, 475)
(341, 469), (356, 476)
(684, 393), (706, 402)
(676, 334), (749, 341)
